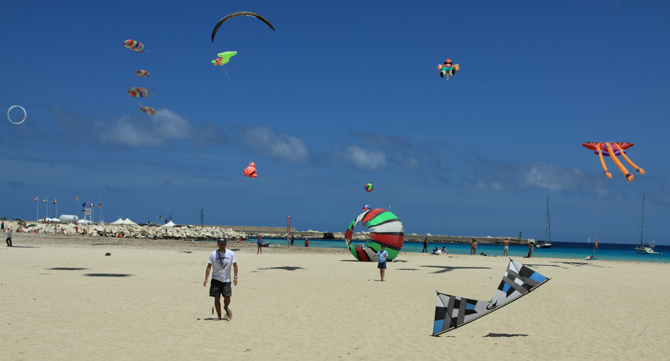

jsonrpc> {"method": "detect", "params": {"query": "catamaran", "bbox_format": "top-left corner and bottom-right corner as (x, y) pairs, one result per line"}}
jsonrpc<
(536, 196), (553, 248)
(635, 195), (661, 255)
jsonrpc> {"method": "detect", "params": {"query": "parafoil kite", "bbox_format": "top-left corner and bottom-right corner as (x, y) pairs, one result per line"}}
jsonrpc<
(135, 70), (150, 78)
(438, 59), (459, 80)
(211, 11), (275, 42)
(128, 87), (150, 98)
(244, 161), (258, 178)
(123, 39), (145, 53)
(582, 142), (645, 182)
(212, 51), (237, 66)
(344, 208), (404, 262)
(364, 183), (373, 192)
(140, 106), (155, 115)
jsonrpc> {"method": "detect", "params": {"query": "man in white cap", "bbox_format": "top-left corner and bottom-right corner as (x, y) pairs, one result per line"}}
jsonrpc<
(204, 239), (238, 320)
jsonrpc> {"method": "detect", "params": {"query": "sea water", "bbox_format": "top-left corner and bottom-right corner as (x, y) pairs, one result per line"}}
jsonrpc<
(261, 238), (670, 263)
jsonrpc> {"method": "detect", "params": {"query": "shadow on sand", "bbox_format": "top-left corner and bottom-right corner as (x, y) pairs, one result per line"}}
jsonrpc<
(483, 333), (528, 337)
(84, 273), (133, 277)
(421, 265), (491, 274)
(7, 246), (39, 248)
(48, 267), (88, 271)
(257, 266), (304, 272)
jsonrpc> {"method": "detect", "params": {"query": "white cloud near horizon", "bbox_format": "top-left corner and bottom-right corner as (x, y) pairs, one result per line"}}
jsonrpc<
(235, 126), (311, 163)
(463, 154), (596, 192)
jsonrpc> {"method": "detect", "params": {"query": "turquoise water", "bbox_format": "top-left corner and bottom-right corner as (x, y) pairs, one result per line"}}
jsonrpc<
(262, 238), (670, 263)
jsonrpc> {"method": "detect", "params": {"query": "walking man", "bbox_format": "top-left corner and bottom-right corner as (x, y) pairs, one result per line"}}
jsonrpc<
(376, 245), (389, 281)
(5, 227), (12, 247)
(503, 238), (509, 256)
(422, 237), (428, 253)
(204, 239), (238, 320)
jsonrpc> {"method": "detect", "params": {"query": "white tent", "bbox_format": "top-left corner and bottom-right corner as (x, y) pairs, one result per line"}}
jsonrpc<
(123, 218), (138, 226)
(78, 219), (93, 224)
(111, 218), (125, 225)
(161, 221), (176, 227)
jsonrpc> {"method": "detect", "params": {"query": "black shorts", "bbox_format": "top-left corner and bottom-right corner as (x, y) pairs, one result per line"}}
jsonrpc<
(210, 279), (232, 297)
(378, 261), (387, 269)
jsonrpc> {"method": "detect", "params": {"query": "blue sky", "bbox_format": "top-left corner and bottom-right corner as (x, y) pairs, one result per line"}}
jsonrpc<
(1, 0), (669, 244)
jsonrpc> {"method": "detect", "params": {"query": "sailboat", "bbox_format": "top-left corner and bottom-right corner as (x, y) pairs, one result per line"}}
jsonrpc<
(635, 195), (661, 255)
(536, 196), (553, 248)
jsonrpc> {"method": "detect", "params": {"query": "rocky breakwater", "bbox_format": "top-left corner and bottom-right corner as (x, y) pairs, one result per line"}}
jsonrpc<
(11, 221), (248, 241)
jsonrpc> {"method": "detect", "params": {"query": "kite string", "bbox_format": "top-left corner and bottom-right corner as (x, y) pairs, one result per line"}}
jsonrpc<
(442, 0), (452, 235)
(594, 0), (618, 241)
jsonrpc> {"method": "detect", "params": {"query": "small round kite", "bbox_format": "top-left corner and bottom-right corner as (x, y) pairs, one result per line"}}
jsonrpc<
(7, 105), (27, 125)
(364, 183), (373, 192)
(123, 39), (145, 53)
(212, 51), (237, 66)
(128, 87), (150, 98)
(135, 70), (150, 78)
(140, 106), (156, 115)
(363, 204), (371, 211)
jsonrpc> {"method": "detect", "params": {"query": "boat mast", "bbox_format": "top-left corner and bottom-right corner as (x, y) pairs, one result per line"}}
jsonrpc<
(639, 195), (645, 247)
(545, 196), (551, 243)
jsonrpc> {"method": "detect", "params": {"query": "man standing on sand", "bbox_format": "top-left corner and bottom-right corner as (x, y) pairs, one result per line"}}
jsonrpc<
(503, 238), (509, 256)
(422, 237), (428, 253)
(376, 245), (389, 281)
(5, 227), (12, 247)
(257, 235), (263, 255)
(470, 238), (477, 255)
(204, 239), (238, 320)
(290, 235), (294, 247)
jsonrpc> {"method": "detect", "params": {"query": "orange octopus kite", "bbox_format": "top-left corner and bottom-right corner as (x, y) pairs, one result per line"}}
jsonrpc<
(582, 142), (645, 182)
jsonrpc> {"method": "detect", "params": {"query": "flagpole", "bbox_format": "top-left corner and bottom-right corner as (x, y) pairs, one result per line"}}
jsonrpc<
(45, 198), (48, 219)
(36, 198), (38, 221)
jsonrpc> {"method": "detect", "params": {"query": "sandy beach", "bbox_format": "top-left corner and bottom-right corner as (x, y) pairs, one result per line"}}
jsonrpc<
(1, 233), (669, 360)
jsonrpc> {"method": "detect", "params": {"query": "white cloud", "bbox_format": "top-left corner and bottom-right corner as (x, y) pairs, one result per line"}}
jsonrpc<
(342, 145), (387, 171)
(236, 126), (311, 163)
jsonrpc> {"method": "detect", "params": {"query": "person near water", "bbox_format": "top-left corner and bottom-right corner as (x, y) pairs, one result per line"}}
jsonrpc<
(257, 235), (263, 255)
(503, 238), (510, 256)
(290, 235), (294, 247)
(1, 222), (4, 231)
(470, 238), (477, 255)
(524, 242), (534, 258)
(422, 237), (428, 253)
(203, 239), (238, 320)
(304, 238), (310, 247)
(5, 227), (12, 247)
(376, 245), (389, 281)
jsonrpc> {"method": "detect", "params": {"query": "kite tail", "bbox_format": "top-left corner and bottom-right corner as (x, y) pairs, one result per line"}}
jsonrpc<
(614, 143), (645, 174)
(597, 144), (612, 178)
(605, 142), (633, 182)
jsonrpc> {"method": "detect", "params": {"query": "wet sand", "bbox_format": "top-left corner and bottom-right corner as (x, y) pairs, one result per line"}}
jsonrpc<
(1, 233), (669, 360)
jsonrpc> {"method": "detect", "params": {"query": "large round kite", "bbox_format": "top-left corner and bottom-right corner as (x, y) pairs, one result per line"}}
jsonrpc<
(7, 105), (27, 125)
(344, 208), (404, 262)
(140, 106), (155, 115)
(123, 39), (145, 53)
(128, 87), (150, 98)
(211, 11), (275, 42)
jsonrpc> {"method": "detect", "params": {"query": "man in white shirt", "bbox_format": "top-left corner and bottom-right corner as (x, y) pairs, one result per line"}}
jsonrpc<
(204, 239), (238, 320)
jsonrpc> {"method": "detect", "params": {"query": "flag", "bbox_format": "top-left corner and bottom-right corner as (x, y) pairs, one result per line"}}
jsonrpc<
(76, 197), (79, 201)
(53, 199), (57, 204)
(43, 198), (47, 203)
(98, 203), (102, 208)
(595, 238), (599, 249)
(34, 197), (38, 202)
(82, 202), (86, 208)
(89, 203), (93, 208)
